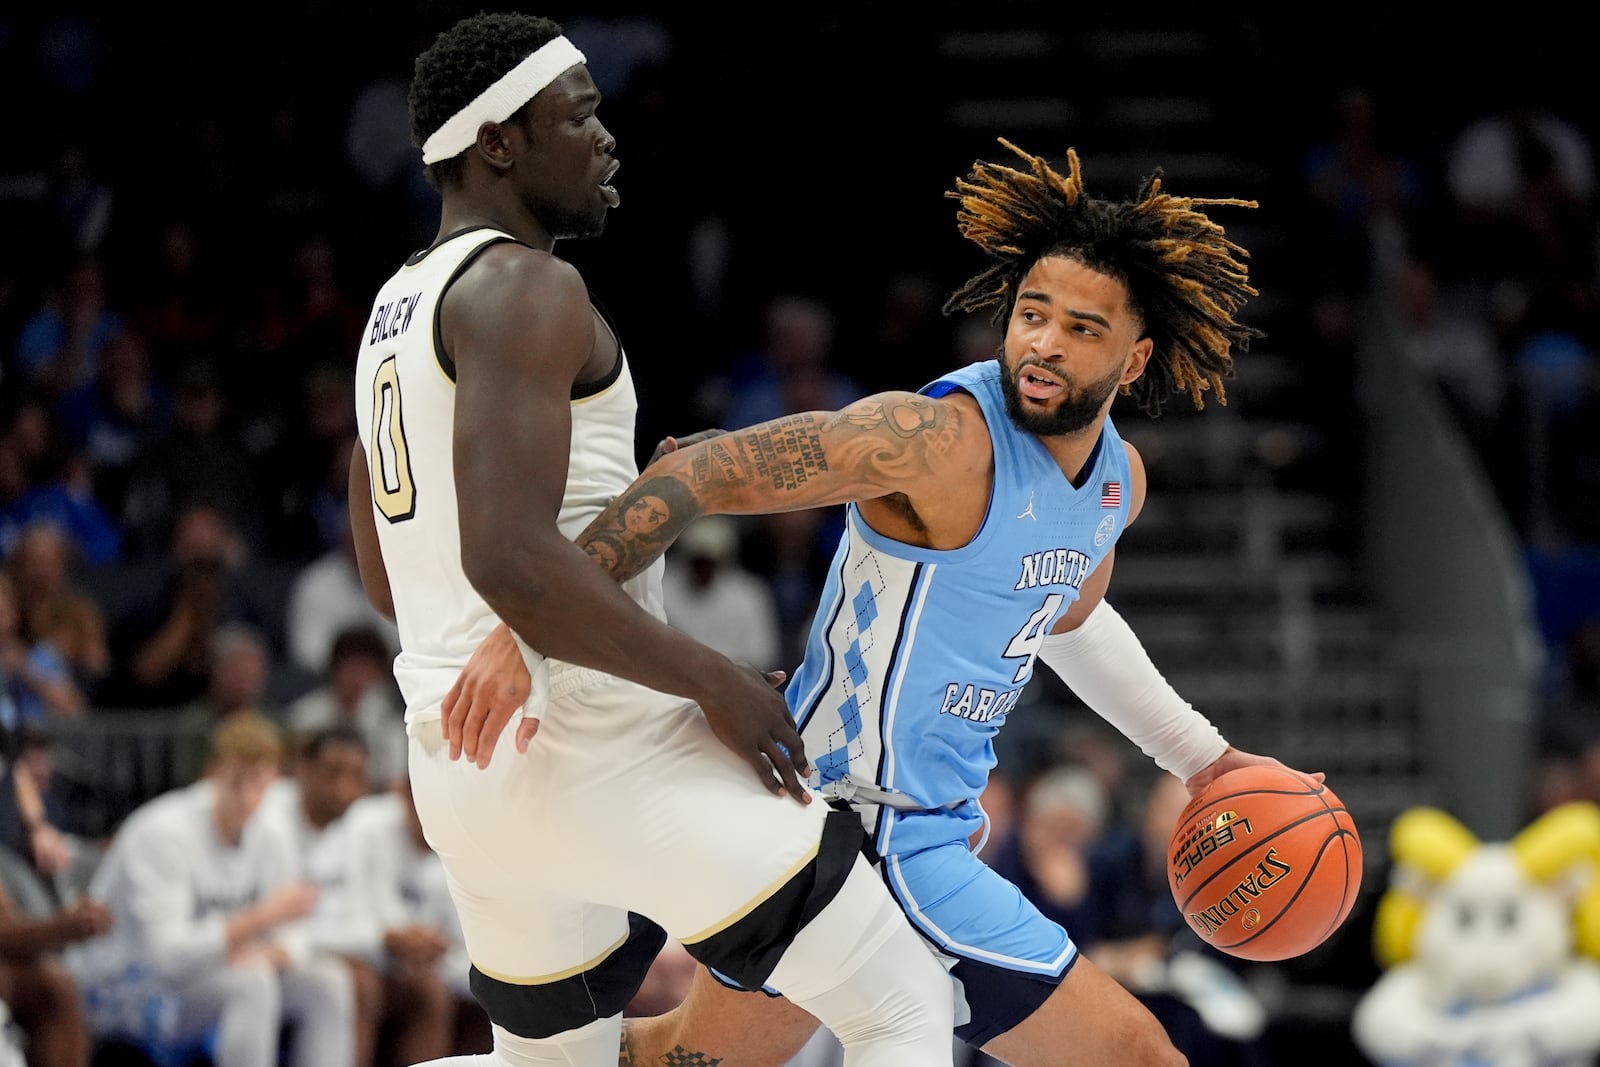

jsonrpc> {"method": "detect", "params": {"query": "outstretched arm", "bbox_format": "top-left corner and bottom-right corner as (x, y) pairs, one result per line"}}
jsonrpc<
(578, 391), (970, 581)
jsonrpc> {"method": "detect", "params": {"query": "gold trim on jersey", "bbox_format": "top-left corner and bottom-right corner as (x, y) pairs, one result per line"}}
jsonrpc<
(677, 838), (821, 945)
(570, 372), (627, 405)
(469, 930), (630, 985)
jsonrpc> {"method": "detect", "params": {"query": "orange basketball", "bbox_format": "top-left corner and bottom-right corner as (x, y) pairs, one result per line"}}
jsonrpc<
(1167, 764), (1362, 961)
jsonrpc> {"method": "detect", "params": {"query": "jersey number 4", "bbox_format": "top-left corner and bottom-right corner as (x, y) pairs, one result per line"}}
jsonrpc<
(370, 355), (416, 522)
(1002, 593), (1064, 683)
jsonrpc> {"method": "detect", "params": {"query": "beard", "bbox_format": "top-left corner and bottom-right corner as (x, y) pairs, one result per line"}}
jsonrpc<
(999, 358), (1124, 437)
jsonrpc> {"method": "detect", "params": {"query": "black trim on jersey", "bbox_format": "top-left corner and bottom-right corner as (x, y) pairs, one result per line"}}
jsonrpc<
(404, 224), (510, 268)
(572, 291), (625, 400)
(683, 807), (866, 992)
(466, 913), (667, 1039)
(431, 234), (520, 383)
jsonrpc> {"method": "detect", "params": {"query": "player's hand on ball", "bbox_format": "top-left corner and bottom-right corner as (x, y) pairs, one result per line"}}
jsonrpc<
(697, 663), (812, 806)
(1183, 746), (1323, 799)
(444, 622), (537, 768)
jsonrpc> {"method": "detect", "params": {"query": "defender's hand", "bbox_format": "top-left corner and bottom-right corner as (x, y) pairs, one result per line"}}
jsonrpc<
(444, 623), (536, 769)
(698, 665), (811, 805)
(1183, 746), (1324, 800)
(648, 428), (727, 467)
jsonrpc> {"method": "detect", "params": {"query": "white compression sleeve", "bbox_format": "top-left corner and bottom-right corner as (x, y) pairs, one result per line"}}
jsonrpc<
(1036, 600), (1229, 782)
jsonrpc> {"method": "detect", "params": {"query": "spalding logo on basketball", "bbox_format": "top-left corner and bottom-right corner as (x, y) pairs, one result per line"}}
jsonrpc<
(1167, 764), (1362, 961)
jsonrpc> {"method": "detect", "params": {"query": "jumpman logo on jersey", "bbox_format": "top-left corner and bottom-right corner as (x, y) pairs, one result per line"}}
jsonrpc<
(1017, 492), (1038, 521)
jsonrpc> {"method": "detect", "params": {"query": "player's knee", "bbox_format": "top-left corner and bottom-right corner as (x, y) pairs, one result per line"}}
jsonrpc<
(469, 918), (661, 1040)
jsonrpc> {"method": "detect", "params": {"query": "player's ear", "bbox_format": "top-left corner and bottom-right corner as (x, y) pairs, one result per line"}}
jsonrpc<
(475, 120), (519, 171)
(1122, 337), (1153, 385)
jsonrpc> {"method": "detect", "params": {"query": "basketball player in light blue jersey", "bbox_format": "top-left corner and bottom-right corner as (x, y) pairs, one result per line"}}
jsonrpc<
(448, 139), (1320, 1066)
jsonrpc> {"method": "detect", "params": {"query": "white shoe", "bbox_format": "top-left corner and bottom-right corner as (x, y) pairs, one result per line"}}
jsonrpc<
(1158, 950), (1269, 1041)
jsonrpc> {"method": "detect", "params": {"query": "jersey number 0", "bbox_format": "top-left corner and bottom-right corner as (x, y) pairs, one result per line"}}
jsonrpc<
(369, 355), (417, 522)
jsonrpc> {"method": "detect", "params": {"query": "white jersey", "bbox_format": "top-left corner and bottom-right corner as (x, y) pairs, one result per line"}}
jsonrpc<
(65, 780), (306, 994)
(352, 226), (665, 723)
(257, 781), (382, 963)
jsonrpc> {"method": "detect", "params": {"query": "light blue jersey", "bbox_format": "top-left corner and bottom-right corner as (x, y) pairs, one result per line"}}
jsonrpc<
(789, 359), (1132, 858)
(716, 360), (1138, 1019)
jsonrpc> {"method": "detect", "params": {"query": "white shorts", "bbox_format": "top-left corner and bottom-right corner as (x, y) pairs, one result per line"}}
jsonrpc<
(406, 668), (832, 985)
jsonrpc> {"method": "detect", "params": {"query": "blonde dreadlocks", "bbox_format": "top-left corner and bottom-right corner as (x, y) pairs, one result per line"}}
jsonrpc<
(943, 138), (1260, 413)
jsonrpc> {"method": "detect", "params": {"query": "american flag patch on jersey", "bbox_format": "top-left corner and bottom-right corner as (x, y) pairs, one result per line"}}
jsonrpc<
(1101, 481), (1122, 508)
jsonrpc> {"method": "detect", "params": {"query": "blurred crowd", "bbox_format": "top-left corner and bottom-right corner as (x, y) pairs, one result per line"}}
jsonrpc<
(0, 6), (1596, 1067)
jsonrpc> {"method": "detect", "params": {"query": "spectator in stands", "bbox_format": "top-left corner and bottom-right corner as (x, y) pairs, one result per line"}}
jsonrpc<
(262, 729), (454, 1067)
(0, 725), (84, 899)
(0, 870), (112, 1067)
(53, 324), (172, 523)
(286, 625), (404, 793)
(121, 218), (224, 380)
(11, 252), (123, 399)
(119, 360), (263, 558)
(660, 515), (781, 672)
(351, 773), (490, 1060)
(986, 763), (1109, 941)
(63, 711), (354, 1067)
(105, 502), (268, 710)
(5, 518), (109, 694)
(260, 365), (360, 562)
(0, 571), (85, 731)
(1391, 255), (1507, 457)
(169, 622), (275, 787)
(284, 510), (400, 679)
(720, 294), (864, 430)
(0, 405), (122, 568)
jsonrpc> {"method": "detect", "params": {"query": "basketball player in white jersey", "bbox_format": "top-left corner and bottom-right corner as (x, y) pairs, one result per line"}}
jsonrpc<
(347, 12), (954, 1067)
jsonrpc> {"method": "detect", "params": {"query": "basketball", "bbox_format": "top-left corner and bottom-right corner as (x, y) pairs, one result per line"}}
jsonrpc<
(1167, 764), (1362, 961)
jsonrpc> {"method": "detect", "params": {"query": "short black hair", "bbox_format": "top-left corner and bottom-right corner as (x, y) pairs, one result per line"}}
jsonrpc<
(299, 723), (368, 763)
(329, 625), (392, 672)
(944, 139), (1261, 415)
(408, 11), (566, 188)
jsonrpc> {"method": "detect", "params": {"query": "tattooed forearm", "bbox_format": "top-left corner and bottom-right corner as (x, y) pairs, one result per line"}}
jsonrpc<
(575, 393), (964, 584)
(578, 474), (702, 584)
(704, 414), (831, 493)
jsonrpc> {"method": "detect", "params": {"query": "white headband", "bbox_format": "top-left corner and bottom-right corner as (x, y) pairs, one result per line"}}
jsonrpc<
(421, 36), (588, 165)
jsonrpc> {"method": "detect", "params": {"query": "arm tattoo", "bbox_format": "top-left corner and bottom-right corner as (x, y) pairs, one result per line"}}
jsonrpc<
(703, 414), (830, 492)
(575, 396), (959, 584)
(579, 474), (701, 584)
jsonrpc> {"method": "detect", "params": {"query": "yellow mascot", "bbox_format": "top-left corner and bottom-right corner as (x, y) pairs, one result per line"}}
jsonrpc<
(1351, 801), (1600, 1066)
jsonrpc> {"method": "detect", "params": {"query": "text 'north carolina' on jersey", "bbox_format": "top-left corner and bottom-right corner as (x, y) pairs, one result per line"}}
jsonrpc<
(352, 226), (665, 723)
(785, 359), (1133, 858)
